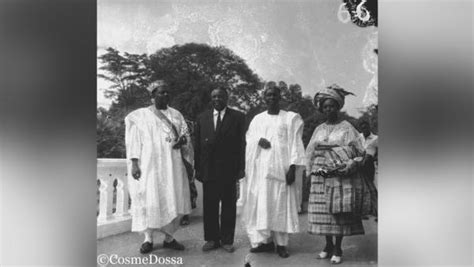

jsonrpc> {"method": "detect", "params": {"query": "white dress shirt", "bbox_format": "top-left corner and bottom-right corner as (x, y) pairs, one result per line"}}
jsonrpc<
(213, 107), (227, 130)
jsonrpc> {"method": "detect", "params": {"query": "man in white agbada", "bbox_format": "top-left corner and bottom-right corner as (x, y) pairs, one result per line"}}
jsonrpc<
(125, 80), (193, 254)
(241, 85), (306, 258)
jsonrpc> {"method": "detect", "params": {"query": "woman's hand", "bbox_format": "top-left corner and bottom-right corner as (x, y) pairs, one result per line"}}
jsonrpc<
(338, 159), (356, 176)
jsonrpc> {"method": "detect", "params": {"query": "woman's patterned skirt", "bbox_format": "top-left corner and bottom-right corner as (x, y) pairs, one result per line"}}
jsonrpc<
(308, 174), (365, 236)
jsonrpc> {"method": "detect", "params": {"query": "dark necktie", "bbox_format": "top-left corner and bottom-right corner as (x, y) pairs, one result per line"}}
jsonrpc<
(216, 111), (222, 132)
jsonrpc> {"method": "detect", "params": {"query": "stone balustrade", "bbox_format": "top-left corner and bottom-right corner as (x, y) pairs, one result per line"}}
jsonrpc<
(97, 158), (131, 239)
(97, 158), (303, 239)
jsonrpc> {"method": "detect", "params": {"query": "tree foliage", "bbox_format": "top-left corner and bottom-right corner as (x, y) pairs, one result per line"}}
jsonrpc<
(97, 108), (126, 158)
(98, 48), (152, 120)
(97, 44), (378, 158)
(245, 81), (310, 126)
(147, 43), (262, 120)
(97, 48), (153, 157)
(97, 44), (262, 157)
(356, 104), (378, 134)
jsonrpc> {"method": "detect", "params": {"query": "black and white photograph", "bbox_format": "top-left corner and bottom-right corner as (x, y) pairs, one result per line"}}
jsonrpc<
(2, 0), (474, 267)
(96, 0), (378, 266)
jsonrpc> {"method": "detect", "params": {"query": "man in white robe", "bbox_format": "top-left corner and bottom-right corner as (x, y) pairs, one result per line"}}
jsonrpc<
(125, 80), (193, 254)
(241, 85), (306, 258)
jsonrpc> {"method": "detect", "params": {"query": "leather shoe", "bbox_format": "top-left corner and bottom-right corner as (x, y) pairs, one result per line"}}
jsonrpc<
(222, 244), (235, 253)
(276, 245), (289, 258)
(250, 242), (274, 253)
(202, 241), (220, 251)
(139, 242), (153, 254)
(163, 239), (185, 250)
(180, 215), (190, 226)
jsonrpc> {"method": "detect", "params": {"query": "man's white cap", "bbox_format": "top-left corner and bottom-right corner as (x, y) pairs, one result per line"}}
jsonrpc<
(147, 80), (166, 93)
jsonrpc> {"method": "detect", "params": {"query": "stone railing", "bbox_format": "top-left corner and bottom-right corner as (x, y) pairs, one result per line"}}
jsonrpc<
(97, 158), (204, 239)
(97, 159), (132, 239)
(97, 159), (303, 239)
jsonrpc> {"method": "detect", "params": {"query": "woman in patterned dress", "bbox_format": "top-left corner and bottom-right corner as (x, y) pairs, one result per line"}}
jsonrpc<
(305, 84), (369, 264)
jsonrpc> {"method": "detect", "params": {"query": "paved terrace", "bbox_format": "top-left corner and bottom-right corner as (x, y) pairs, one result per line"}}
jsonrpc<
(97, 159), (377, 267)
(98, 214), (377, 267)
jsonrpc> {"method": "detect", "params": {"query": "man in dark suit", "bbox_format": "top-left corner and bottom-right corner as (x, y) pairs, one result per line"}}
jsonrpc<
(194, 87), (246, 253)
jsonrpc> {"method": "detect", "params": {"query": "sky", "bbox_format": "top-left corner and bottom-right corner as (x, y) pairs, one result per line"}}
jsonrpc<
(97, 0), (377, 116)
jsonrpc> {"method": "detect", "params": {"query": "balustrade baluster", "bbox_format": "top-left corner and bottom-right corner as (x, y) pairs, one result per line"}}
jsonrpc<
(115, 175), (130, 217)
(98, 176), (114, 223)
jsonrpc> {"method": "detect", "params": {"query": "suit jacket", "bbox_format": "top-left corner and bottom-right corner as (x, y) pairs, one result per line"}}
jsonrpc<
(194, 108), (246, 182)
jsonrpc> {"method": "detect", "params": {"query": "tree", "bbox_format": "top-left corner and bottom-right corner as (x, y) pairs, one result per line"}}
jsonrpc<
(148, 43), (262, 120)
(356, 104), (378, 134)
(246, 81), (308, 120)
(97, 44), (378, 159)
(98, 48), (152, 115)
(97, 44), (262, 158)
(97, 48), (154, 158)
(97, 108), (125, 158)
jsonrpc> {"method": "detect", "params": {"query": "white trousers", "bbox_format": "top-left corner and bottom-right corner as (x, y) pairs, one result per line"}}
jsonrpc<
(249, 230), (289, 247)
(141, 215), (182, 240)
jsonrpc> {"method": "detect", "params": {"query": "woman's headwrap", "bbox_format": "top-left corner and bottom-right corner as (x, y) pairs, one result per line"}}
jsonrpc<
(313, 84), (355, 112)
